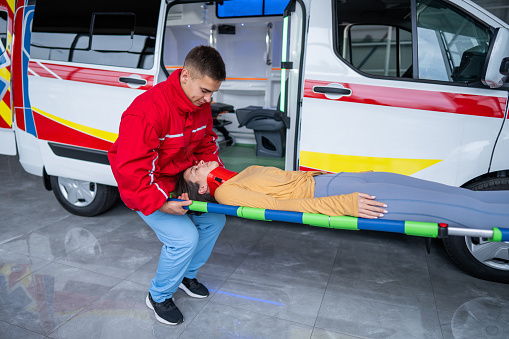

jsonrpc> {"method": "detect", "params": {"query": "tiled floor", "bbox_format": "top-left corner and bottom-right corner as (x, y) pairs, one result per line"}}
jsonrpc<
(1, 153), (509, 339)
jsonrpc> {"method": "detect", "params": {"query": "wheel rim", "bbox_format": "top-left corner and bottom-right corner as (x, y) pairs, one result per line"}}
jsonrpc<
(57, 177), (97, 207)
(465, 237), (509, 271)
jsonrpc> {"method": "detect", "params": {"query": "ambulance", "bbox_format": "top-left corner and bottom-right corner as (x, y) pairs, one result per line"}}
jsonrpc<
(0, 0), (508, 282)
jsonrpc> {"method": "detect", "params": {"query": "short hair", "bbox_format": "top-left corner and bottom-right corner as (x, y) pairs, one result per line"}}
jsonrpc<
(183, 46), (226, 81)
(174, 171), (217, 204)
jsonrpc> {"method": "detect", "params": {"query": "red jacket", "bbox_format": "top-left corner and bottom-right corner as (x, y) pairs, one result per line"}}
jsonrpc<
(108, 69), (222, 215)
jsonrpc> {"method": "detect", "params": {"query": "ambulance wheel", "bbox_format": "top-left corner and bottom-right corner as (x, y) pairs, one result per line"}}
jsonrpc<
(442, 177), (509, 284)
(50, 176), (119, 217)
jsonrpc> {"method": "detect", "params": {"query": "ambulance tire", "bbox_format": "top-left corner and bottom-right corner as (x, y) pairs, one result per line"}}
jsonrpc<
(50, 176), (119, 217)
(442, 177), (509, 284)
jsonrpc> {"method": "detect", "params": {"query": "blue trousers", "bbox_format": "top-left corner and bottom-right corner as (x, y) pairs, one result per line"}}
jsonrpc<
(137, 211), (226, 302)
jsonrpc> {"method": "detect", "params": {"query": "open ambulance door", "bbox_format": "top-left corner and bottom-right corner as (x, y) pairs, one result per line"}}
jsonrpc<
(280, 0), (308, 171)
(297, 0), (509, 187)
(0, 14), (15, 156)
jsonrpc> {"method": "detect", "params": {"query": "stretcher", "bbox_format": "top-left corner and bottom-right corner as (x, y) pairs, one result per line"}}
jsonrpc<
(169, 199), (509, 242)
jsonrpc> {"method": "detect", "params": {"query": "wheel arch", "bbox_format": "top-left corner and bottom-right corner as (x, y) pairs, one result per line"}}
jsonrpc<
(461, 169), (509, 188)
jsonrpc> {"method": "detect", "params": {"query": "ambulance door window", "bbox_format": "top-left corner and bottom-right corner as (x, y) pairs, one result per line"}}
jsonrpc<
(30, 0), (160, 69)
(335, 0), (413, 78)
(345, 25), (412, 77)
(416, 0), (492, 83)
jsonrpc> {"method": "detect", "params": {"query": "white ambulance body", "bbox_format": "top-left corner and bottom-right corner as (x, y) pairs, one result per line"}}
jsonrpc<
(0, 0), (508, 282)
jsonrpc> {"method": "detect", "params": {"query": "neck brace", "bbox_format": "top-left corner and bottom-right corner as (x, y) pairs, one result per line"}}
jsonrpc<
(207, 167), (238, 196)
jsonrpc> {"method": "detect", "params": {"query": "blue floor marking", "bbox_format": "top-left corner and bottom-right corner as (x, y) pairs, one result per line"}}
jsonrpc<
(210, 289), (285, 306)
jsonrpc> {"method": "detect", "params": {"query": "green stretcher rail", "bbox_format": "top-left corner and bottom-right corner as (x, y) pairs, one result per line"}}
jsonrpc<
(168, 199), (509, 242)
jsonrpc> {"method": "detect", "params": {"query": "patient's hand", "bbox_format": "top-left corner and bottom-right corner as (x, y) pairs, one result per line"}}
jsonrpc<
(357, 193), (387, 219)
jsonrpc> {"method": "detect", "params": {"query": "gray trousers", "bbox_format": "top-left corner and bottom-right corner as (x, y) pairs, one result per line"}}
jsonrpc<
(313, 172), (509, 229)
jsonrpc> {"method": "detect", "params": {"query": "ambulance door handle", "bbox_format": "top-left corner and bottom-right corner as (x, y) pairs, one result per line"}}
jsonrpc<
(313, 86), (351, 95)
(119, 76), (147, 86)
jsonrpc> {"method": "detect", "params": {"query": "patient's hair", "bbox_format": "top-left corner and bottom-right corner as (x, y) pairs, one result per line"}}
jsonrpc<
(184, 45), (226, 81)
(174, 171), (217, 203)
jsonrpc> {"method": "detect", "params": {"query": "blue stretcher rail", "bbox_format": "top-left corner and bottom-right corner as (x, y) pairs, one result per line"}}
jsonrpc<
(168, 199), (509, 242)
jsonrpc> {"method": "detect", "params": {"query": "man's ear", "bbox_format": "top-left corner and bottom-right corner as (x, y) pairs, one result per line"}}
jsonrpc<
(197, 184), (208, 195)
(181, 68), (190, 84)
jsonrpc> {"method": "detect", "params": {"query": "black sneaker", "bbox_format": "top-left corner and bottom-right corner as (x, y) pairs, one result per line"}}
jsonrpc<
(145, 293), (184, 325)
(179, 277), (209, 298)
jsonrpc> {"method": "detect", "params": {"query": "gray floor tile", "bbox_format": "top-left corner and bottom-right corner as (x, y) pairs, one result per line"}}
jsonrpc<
(0, 231), (67, 262)
(435, 294), (509, 338)
(124, 255), (159, 287)
(326, 273), (436, 311)
(5, 262), (121, 336)
(0, 212), (135, 262)
(212, 265), (327, 326)
(333, 233), (433, 292)
(0, 248), (51, 276)
(240, 226), (341, 275)
(315, 290), (442, 339)
(427, 243), (509, 301)
(212, 216), (272, 257)
(0, 324), (46, 339)
(55, 230), (160, 280)
(179, 302), (313, 339)
(440, 324), (455, 339)
(190, 257), (239, 293)
(106, 214), (158, 241)
(311, 327), (361, 339)
(0, 210), (68, 247)
(0, 320), (9, 335)
(49, 280), (204, 339)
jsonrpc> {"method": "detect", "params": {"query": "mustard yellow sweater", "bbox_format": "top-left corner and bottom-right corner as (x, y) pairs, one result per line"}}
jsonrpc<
(214, 166), (359, 217)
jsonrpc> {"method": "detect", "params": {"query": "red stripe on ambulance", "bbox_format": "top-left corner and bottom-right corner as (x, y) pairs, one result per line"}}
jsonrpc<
(28, 61), (154, 90)
(304, 80), (506, 119)
(33, 111), (113, 152)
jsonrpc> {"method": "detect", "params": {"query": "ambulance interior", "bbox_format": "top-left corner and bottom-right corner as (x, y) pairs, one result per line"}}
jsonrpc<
(161, 2), (287, 172)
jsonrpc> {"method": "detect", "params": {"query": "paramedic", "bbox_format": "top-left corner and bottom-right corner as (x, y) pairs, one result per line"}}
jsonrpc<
(176, 161), (509, 230)
(108, 46), (226, 326)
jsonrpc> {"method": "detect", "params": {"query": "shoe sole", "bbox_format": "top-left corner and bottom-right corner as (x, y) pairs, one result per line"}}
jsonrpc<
(145, 295), (183, 325)
(178, 283), (208, 299)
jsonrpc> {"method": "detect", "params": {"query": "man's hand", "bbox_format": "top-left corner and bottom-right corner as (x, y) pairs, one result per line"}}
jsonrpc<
(178, 193), (190, 201)
(158, 198), (192, 215)
(357, 193), (387, 219)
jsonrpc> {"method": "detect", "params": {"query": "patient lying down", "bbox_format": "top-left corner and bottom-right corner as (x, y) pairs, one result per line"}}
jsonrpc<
(174, 161), (509, 229)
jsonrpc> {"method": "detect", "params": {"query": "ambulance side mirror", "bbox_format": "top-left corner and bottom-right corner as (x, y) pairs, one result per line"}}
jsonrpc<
(500, 57), (509, 76)
(482, 27), (509, 88)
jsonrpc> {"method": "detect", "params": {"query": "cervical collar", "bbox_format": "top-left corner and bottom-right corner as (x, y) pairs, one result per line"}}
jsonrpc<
(207, 167), (238, 196)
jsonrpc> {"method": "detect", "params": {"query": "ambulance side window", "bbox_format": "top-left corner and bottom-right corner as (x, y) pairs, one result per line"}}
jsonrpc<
(343, 25), (412, 77)
(416, 0), (491, 83)
(30, 1), (160, 69)
(335, 0), (492, 84)
(336, 0), (413, 78)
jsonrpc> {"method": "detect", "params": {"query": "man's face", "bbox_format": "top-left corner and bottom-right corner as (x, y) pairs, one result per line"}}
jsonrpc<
(180, 69), (222, 106)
